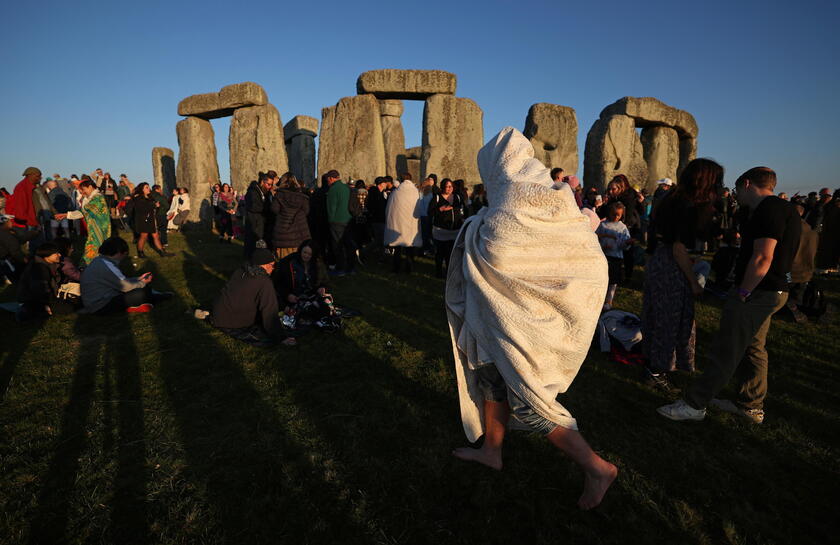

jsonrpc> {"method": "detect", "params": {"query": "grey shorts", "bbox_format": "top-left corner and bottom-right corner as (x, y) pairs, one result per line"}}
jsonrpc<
(475, 365), (558, 436)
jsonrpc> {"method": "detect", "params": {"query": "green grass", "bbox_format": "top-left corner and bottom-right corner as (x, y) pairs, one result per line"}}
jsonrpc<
(1, 231), (838, 545)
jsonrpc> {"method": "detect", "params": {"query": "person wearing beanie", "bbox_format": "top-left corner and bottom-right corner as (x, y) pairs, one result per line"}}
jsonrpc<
(207, 249), (295, 346)
(325, 169), (355, 275)
(7, 167), (55, 254)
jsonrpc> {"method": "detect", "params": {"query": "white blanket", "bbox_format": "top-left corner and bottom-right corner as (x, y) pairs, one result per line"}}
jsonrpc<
(446, 127), (608, 441)
(384, 181), (422, 247)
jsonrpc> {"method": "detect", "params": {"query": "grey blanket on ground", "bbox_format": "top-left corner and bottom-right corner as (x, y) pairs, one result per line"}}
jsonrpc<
(445, 127), (608, 441)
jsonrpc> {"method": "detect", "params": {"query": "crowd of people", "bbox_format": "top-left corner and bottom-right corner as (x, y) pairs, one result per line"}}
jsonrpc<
(1, 127), (836, 510)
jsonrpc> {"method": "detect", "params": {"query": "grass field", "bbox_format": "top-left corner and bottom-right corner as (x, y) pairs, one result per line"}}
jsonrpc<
(1, 231), (838, 545)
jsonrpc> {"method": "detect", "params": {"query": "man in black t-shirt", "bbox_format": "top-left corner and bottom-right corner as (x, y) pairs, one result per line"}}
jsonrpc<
(659, 167), (801, 424)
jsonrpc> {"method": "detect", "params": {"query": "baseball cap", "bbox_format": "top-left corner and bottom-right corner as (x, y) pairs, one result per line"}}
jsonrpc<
(657, 178), (674, 186)
(325, 169), (340, 179)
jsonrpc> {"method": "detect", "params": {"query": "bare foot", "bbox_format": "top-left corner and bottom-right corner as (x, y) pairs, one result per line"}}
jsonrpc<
(578, 460), (618, 510)
(452, 447), (503, 470)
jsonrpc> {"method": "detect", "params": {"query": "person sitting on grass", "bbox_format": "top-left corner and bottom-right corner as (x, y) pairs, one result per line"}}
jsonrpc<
(205, 248), (297, 347)
(79, 236), (171, 314)
(273, 240), (340, 331)
(16, 242), (76, 320)
(0, 213), (38, 283)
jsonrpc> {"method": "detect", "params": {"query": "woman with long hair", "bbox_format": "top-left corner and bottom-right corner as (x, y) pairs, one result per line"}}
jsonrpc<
(642, 158), (722, 391)
(218, 183), (237, 242)
(125, 182), (173, 258)
(428, 178), (465, 278)
(272, 239), (338, 331)
(271, 174), (310, 258)
(65, 179), (112, 264)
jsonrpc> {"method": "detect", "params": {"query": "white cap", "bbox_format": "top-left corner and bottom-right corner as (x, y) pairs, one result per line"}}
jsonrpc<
(657, 178), (673, 186)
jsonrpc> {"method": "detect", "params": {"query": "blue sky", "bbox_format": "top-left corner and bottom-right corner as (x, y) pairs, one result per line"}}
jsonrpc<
(1, 0), (837, 194)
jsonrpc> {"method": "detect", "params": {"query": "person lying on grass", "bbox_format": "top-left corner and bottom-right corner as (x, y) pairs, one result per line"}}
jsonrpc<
(446, 127), (617, 510)
(201, 248), (297, 347)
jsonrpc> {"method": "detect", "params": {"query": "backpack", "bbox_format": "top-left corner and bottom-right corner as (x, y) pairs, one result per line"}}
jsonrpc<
(800, 280), (827, 318)
(348, 188), (363, 218)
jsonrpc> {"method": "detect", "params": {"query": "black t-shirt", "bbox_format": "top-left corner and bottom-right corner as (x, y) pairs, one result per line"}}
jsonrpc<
(734, 196), (802, 292)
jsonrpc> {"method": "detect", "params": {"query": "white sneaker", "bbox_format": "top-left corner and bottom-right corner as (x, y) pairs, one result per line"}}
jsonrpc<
(657, 399), (706, 421)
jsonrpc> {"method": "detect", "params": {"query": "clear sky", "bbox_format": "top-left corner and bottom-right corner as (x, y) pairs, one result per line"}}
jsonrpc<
(1, 0), (838, 194)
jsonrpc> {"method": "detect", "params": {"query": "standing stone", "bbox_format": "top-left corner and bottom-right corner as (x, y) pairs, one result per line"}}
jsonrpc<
(583, 115), (648, 192)
(678, 137), (697, 178)
(523, 103), (578, 174)
(177, 82), (268, 119)
(357, 69), (457, 99)
(284, 115), (319, 187)
(152, 147), (176, 193)
(176, 117), (220, 223)
(406, 158), (421, 183)
(318, 95), (385, 184)
(641, 126), (679, 193)
(600, 97), (698, 140)
(599, 96), (699, 182)
(229, 104), (288, 194)
(380, 99), (405, 178)
(396, 146), (421, 180)
(421, 95), (483, 185)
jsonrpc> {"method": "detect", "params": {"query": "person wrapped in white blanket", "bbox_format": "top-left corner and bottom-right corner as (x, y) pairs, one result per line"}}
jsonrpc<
(446, 127), (618, 510)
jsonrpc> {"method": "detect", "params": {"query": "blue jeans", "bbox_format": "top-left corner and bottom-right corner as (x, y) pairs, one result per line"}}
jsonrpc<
(475, 365), (558, 436)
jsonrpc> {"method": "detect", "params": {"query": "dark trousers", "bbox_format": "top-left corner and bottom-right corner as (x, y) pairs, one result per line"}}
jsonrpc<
(38, 210), (54, 241)
(420, 217), (433, 252)
(623, 246), (636, 281)
(434, 238), (455, 277)
(685, 290), (787, 411)
(157, 217), (168, 245)
(392, 246), (416, 273)
(94, 286), (155, 315)
(244, 228), (260, 259)
(329, 222), (355, 273)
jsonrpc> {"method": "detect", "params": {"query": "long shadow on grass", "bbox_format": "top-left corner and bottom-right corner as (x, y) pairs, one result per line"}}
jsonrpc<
(0, 318), (42, 403)
(28, 311), (150, 544)
(106, 313), (151, 543)
(143, 260), (372, 543)
(578, 357), (837, 543)
(28, 317), (101, 544)
(178, 239), (514, 542)
(177, 244), (616, 542)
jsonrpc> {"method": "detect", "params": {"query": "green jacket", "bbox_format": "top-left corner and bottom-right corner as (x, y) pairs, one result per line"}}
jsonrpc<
(326, 181), (351, 224)
(152, 192), (169, 217)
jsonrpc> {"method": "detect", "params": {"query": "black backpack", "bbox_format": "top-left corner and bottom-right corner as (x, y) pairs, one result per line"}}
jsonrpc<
(801, 280), (827, 318)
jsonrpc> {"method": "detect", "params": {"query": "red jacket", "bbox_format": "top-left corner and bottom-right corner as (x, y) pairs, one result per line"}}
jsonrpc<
(10, 178), (37, 227)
